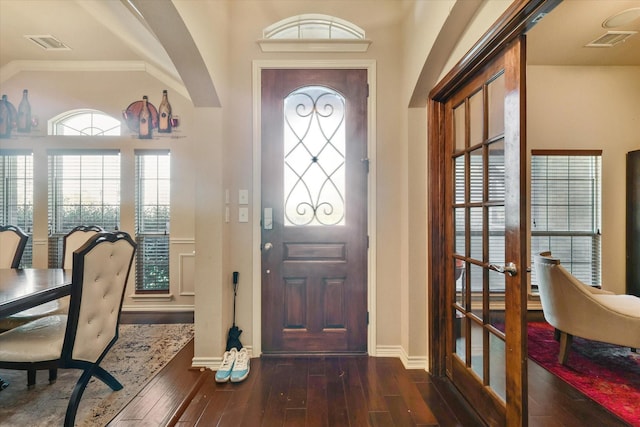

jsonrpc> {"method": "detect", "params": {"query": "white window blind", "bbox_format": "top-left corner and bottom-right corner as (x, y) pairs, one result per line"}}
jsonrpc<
(48, 150), (120, 267)
(0, 150), (33, 267)
(135, 150), (170, 292)
(531, 151), (602, 286)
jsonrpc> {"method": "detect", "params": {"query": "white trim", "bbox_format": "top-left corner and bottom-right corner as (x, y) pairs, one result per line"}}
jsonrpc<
(375, 345), (428, 371)
(121, 304), (193, 311)
(179, 251), (195, 296)
(128, 293), (174, 302)
(192, 345), (255, 370)
(252, 59), (377, 357)
(258, 39), (371, 53)
(0, 60), (190, 101)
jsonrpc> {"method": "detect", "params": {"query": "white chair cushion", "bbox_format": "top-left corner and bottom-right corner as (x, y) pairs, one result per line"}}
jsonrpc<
(0, 315), (67, 363)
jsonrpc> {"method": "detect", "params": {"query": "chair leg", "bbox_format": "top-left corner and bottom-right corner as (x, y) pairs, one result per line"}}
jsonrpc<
(558, 331), (573, 365)
(63, 365), (122, 427)
(27, 369), (36, 389)
(553, 328), (560, 341)
(92, 366), (123, 391)
(49, 368), (58, 384)
(64, 369), (92, 427)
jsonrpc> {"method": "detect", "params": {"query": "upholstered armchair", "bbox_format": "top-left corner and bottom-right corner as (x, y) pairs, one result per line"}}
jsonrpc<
(0, 231), (136, 426)
(0, 225), (28, 268)
(534, 251), (640, 364)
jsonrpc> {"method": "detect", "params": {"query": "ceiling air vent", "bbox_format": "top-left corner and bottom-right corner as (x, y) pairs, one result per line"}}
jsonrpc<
(24, 35), (71, 51)
(585, 31), (637, 47)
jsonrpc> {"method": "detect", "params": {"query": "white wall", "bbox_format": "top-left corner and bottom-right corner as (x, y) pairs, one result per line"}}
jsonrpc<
(0, 69), (198, 310)
(527, 65), (640, 294)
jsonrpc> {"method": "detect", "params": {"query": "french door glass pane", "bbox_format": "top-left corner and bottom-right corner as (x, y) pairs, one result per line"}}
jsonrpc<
(489, 333), (506, 401)
(469, 90), (483, 146)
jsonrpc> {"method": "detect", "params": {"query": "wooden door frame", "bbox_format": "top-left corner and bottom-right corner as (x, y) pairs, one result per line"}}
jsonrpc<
(427, 0), (560, 425)
(252, 60), (377, 357)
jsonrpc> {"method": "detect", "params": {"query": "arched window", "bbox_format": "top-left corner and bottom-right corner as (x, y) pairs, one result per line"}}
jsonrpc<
(264, 14), (365, 40)
(259, 14), (370, 52)
(49, 109), (121, 136)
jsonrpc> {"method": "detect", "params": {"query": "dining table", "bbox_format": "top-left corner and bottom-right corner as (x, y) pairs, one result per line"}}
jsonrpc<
(0, 268), (72, 390)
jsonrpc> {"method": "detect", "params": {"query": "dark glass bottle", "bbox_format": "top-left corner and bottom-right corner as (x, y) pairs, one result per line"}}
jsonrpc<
(158, 90), (172, 133)
(139, 95), (152, 139)
(17, 89), (31, 133)
(0, 95), (10, 138)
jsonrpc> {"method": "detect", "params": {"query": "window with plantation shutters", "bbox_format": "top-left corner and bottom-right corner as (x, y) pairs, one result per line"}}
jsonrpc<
(530, 151), (602, 288)
(48, 150), (120, 267)
(135, 150), (170, 293)
(0, 150), (33, 267)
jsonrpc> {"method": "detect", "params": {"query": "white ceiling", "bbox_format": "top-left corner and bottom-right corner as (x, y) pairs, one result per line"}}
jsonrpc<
(527, 0), (640, 66)
(0, 0), (638, 87)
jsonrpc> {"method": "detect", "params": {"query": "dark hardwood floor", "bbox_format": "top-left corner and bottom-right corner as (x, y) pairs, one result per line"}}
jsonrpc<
(110, 315), (629, 426)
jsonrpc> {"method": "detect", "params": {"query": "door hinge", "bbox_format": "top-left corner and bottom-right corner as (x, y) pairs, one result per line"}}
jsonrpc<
(366, 235), (369, 249)
(366, 311), (369, 325)
(366, 83), (370, 98)
(361, 157), (370, 173)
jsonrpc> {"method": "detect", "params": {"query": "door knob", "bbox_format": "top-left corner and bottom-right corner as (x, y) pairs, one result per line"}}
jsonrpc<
(488, 262), (518, 276)
(263, 242), (273, 251)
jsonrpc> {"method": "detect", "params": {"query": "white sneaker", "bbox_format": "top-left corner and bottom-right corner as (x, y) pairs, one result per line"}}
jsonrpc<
(230, 348), (250, 382)
(215, 347), (237, 383)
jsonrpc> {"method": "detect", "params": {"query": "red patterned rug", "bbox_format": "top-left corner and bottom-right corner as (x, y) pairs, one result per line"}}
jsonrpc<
(527, 321), (640, 426)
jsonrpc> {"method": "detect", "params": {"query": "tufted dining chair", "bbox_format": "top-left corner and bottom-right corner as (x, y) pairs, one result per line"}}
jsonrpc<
(0, 231), (136, 426)
(0, 226), (105, 334)
(62, 225), (105, 270)
(0, 225), (28, 268)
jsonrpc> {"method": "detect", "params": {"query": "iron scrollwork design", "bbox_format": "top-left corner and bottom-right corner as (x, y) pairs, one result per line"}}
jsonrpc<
(284, 86), (346, 226)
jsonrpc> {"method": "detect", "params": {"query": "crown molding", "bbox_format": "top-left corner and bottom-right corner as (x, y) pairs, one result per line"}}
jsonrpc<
(0, 60), (190, 101)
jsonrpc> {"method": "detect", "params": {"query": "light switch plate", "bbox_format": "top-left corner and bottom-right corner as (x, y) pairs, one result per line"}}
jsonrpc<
(238, 207), (249, 222)
(239, 189), (249, 205)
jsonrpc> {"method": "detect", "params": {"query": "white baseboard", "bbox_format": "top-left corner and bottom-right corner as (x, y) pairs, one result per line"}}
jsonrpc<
(375, 345), (428, 370)
(192, 346), (254, 370)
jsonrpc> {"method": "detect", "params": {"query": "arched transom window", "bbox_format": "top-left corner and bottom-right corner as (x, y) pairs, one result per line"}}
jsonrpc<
(259, 14), (370, 52)
(49, 109), (121, 136)
(264, 14), (365, 40)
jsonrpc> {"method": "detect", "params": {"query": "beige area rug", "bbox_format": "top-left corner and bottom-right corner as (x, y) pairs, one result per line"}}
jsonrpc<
(0, 323), (194, 426)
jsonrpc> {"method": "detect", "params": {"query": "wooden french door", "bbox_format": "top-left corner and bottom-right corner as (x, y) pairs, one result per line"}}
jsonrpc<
(441, 38), (528, 425)
(261, 69), (368, 355)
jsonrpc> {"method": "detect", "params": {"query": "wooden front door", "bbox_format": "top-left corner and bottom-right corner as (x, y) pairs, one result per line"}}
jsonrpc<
(261, 69), (368, 355)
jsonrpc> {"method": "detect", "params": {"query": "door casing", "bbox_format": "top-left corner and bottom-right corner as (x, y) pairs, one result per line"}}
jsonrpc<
(251, 60), (377, 357)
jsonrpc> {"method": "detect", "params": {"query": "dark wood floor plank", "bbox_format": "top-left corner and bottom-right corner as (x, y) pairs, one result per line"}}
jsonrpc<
(393, 362), (438, 425)
(216, 360), (263, 427)
(239, 358), (278, 427)
(286, 357), (309, 409)
(385, 394), (417, 426)
(341, 357), (371, 427)
(177, 372), (218, 424)
(195, 389), (233, 426)
(306, 371), (329, 427)
(355, 357), (389, 412)
(109, 316), (630, 427)
(283, 408), (307, 427)
(261, 361), (296, 426)
(369, 411), (396, 427)
(325, 357), (350, 427)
